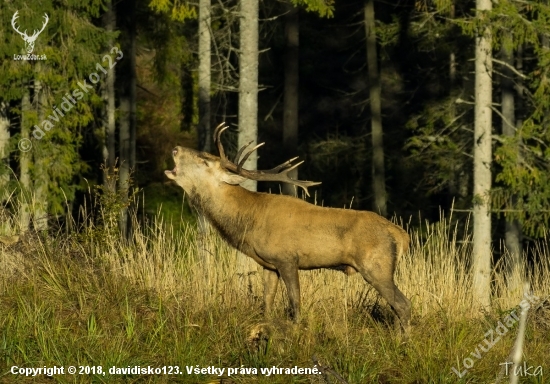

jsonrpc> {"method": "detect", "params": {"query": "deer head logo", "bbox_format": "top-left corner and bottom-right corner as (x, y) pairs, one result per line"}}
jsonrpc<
(11, 11), (49, 54)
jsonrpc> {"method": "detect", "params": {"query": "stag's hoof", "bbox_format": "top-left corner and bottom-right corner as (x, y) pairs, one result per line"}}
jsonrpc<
(246, 320), (302, 352)
(246, 322), (273, 352)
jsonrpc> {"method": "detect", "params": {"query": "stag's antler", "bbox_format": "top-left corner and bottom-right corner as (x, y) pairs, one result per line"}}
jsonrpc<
(11, 11), (49, 53)
(32, 13), (49, 38)
(11, 12), (27, 38)
(213, 123), (321, 196)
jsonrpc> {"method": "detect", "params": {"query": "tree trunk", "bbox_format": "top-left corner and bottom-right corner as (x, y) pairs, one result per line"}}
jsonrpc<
(500, 36), (523, 297)
(449, 3), (457, 84)
(33, 77), (48, 231)
(181, 61), (195, 132)
(0, 101), (9, 203)
(238, 0), (259, 192)
(364, 0), (387, 217)
(128, 0), (137, 239)
(472, 0), (493, 310)
(118, 0), (137, 238)
(197, 0), (213, 274)
(102, 0), (116, 192)
(198, 0), (212, 153)
(119, 94), (130, 236)
(129, 6), (137, 174)
(448, 3), (470, 216)
(19, 90), (31, 233)
(282, 4), (299, 197)
(237, 0), (260, 290)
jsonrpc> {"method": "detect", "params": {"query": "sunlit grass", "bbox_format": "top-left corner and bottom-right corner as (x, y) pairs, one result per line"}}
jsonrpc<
(1, 197), (549, 383)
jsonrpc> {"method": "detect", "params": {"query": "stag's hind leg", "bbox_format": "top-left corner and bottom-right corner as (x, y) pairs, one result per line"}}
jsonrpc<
(357, 261), (411, 332)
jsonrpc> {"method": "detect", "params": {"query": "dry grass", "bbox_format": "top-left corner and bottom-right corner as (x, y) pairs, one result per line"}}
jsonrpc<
(0, 199), (549, 383)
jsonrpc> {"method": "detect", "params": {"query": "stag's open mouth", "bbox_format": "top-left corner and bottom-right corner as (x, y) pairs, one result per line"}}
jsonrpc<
(165, 165), (177, 178)
(169, 149), (178, 176)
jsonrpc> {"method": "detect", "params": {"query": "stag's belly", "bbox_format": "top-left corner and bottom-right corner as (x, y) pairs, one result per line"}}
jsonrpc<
(248, 252), (278, 270)
(251, 225), (363, 270)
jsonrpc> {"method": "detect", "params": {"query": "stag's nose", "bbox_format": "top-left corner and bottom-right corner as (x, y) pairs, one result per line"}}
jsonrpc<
(172, 148), (178, 157)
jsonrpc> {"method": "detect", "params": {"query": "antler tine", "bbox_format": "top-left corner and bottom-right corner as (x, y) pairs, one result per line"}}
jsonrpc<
(234, 139), (254, 163)
(213, 122), (228, 145)
(237, 142), (265, 173)
(279, 159), (304, 175)
(11, 12), (27, 37)
(263, 156), (299, 174)
(242, 158), (321, 197)
(296, 181), (322, 197)
(33, 13), (49, 37)
(267, 160), (321, 197)
(281, 178), (322, 197)
(213, 123), (230, 159)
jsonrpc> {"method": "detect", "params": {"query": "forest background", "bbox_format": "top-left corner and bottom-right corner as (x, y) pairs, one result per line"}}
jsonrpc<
(1, 0), (550, 382)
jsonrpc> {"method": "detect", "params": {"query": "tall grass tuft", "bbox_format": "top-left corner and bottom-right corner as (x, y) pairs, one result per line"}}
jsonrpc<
(1, 194), (549, 383)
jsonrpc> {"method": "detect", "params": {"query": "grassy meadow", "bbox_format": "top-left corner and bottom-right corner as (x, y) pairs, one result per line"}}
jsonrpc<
(1, 198), (549, 384)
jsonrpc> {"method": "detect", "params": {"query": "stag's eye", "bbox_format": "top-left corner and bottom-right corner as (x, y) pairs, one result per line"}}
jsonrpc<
(195, 153), (210, 167)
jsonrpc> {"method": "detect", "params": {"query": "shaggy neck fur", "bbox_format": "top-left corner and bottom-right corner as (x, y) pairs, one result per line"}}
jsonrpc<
(190, 184), (261, 251)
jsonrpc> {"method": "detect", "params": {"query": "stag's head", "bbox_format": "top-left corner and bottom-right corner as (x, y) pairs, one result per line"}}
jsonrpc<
(164, 147), (246, 192)
(165, 123), (320, 196)
(11, 11), (49, 54)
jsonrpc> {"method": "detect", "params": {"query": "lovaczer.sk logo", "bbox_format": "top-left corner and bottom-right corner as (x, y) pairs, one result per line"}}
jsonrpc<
(11, 11), (48, 61)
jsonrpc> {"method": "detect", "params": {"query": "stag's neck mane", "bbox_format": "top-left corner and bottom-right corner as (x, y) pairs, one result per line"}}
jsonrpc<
(191, 184), (261, 250)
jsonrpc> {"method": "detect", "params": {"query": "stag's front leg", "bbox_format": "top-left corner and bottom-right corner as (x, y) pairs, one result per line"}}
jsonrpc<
(263, 268), (279, 317)
(278, 264), (301, 322)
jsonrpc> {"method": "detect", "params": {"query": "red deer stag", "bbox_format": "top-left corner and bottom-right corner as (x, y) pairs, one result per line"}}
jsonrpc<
(165, 123), (411, 331)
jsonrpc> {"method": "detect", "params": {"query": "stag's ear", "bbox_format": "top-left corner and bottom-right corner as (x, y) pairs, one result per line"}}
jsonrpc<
(220, 172), (246, 185)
